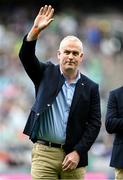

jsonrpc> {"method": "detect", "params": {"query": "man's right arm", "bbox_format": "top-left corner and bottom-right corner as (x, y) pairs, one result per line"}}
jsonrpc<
(19, 36), (43, 85)
(19, 5), (54, 85)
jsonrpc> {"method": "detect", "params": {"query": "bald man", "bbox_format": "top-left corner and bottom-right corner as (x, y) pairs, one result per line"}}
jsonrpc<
(19, 5), (101, 180)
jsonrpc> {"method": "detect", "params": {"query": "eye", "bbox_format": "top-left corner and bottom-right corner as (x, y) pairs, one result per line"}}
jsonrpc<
(73, 51), (79, 56)
(64, 50), (70, 55)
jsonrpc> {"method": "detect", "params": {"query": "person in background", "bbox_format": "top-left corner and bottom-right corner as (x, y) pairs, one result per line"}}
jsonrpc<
(19, 5), (101, 180)
(105, 86), (123, 180)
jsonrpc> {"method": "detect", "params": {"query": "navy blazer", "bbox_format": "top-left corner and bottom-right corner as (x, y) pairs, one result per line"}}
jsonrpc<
(19, 36), (101, 167)
(105, 86), (123, 168)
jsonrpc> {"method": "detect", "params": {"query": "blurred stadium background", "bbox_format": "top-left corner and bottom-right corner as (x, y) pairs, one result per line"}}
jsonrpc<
(0, 0), (123, 179)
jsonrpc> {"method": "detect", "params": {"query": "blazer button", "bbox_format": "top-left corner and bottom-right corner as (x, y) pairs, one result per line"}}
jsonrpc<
(36, 113), (40, 116)
(47, 104), (51, 107)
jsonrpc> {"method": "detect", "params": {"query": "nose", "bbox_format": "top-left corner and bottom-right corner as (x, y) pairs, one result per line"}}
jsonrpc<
(68, 53), (73, 59)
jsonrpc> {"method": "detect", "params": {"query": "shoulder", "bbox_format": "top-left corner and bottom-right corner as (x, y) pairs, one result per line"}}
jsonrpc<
(108, 86), (123, 102)
(42, 61), (60, 77)
(80, 73), (99, 87)
(110, 86), (123, 95)
(43, 60), (58, 69)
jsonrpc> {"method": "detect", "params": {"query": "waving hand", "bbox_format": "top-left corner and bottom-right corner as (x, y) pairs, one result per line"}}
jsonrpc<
(27, 5), (54, 41)
(34, 5), (54, 31)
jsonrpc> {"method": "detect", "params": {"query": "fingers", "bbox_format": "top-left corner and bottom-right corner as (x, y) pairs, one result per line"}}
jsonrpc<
(62, 156), (77, 171)
(62, 160), (77, 171)
(47, 8), (54, 19)
(62, 156), (68, 170)
(43, 5), (48, 15)
(45, 5), (53, 16)
(39, 7), (43, 15)
(62, 152), (80, 171)
(39, 5), (54, 18)
(63, 162), (73, 171)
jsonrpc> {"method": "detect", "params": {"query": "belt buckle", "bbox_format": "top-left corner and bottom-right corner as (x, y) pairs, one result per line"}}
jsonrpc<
(60, 144), (63, 149)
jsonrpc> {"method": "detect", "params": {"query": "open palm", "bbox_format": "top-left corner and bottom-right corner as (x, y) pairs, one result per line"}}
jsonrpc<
(33, 5), (54, 30)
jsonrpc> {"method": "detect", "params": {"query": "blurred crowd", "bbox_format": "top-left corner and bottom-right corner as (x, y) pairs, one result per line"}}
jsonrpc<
(0, 5), (123, 177)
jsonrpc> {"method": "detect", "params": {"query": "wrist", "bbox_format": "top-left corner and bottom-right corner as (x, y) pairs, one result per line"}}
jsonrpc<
(27, 26), (41, 41)
(32, 26), (40, 35)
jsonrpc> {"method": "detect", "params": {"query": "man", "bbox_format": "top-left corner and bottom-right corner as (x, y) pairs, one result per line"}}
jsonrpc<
(105, 86), (123, 180)
(19, 5), (101, 179)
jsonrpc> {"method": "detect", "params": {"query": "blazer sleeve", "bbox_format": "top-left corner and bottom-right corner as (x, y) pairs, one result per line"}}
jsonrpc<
(74, 83), (101, 155)
(105, 91), (123, 134)
(19, 35), (46, 86)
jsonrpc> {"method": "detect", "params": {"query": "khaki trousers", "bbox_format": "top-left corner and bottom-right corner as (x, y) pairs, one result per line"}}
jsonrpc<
(31, 143), (86, 180)
(115, 168), (123, 180)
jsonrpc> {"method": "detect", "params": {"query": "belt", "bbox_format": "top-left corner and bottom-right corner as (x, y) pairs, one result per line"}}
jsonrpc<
(37, 139), (64, 149)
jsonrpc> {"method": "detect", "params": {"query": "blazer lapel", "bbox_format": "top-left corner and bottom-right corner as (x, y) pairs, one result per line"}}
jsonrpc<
(69, 76), (85, 116)
(55, 65), (65, 95)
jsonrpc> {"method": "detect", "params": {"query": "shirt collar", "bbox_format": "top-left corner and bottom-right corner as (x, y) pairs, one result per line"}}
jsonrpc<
(70, 71), (80, 84)
(60, 69), (80, 85)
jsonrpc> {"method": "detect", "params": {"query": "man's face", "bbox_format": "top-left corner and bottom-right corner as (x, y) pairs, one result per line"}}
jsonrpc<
(57, 39), (83, 74)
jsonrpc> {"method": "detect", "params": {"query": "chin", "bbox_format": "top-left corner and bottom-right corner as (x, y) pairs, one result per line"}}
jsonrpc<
(66, 64), (74, 69)
(65, 67), (75, 72)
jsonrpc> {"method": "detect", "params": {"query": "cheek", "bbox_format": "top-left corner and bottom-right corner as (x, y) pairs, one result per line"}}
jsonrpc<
(59, 59), (65, 66)
(77, 58), (82, 65)
(60, 57), (67, 64)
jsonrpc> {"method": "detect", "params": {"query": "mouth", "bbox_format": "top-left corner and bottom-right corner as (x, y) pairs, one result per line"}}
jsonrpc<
(67, 62), (75, 65)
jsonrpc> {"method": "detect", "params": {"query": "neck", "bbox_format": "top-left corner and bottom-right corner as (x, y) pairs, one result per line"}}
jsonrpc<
(62, 70), (78, 83)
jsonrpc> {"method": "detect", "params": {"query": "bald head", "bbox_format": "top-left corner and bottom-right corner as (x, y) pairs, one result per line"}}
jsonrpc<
(59, 35), (83, 52)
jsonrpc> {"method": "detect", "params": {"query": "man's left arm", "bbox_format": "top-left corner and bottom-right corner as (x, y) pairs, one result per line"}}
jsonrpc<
(74, 84), (101, 157)
(62, 84), (101, 170)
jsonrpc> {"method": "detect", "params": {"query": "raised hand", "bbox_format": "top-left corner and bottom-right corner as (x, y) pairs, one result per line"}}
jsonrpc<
(27, 5), (54, 41)
(33, 5), (54, 31)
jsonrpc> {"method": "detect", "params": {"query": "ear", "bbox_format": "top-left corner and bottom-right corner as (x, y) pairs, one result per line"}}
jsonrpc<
(57, 50), (61, 59)
(80, 53), (83, 58)
(80, 53), (84, 62)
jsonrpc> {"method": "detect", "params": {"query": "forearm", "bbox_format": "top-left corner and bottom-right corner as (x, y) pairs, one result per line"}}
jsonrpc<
(105, 92), (123, 134)
(19, 35), (37, 62)
(74, 86), (101, 155)
(106, 117), (123, 134)
(74, 118), (101, 156)
(19, 35), (44, 84)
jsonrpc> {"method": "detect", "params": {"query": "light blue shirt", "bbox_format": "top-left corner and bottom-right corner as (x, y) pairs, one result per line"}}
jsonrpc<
(36, 72), (80, 144)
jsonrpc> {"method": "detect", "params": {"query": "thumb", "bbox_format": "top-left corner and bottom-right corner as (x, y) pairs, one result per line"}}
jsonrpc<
(47, 18), (54, 25)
